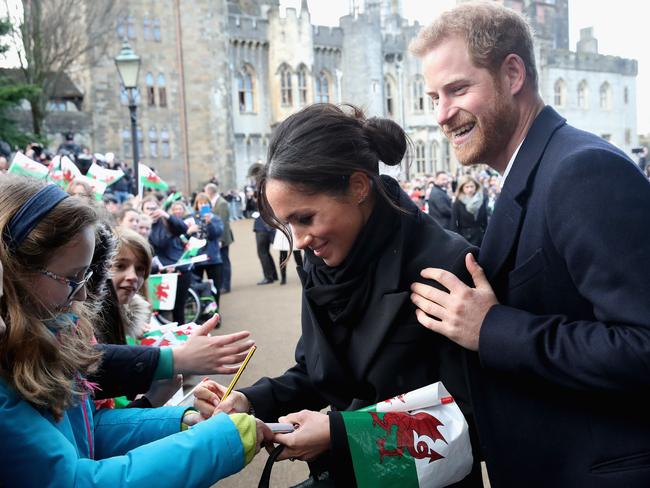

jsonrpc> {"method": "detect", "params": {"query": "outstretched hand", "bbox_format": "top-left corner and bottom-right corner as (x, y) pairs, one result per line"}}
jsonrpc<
(172, 314), (254, 375)
(410, 253), (498, 351)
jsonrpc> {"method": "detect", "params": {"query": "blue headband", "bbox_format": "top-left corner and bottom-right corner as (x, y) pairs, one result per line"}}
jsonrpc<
(3, 184), (69, 252)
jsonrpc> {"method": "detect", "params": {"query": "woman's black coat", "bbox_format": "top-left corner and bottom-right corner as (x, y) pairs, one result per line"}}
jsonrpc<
(240, 184), (480, 485)
(449, 197), (488, 246)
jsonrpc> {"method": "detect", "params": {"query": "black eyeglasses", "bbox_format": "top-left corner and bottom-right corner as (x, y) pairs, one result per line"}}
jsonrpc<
(38, 268), (94, 302)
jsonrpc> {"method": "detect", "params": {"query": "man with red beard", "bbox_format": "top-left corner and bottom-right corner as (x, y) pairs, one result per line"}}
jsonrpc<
(408, 2), (650, 487)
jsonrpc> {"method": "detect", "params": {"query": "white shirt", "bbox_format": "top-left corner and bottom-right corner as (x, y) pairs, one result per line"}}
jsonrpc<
(500, 139), (525, 188)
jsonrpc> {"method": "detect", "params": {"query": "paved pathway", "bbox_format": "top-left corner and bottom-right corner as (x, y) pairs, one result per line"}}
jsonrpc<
(208, 219), (309, 487)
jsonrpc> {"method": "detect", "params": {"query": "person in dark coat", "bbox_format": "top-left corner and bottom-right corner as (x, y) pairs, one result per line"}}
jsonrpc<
(193, 104), (482, 487)
(449, 175), (488, 246)
(409, 3), (650, 487)
(427, 171), (453, 228)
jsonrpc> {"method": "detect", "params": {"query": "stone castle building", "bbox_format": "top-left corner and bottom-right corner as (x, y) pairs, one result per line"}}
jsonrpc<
(39, 0), (638, 191)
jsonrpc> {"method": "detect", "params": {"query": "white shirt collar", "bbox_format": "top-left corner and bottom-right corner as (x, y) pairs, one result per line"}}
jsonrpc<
(500, 139), (525, 187)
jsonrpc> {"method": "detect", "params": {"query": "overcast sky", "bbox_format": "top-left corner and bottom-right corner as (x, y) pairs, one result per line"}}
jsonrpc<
(281, 0), (649, 134)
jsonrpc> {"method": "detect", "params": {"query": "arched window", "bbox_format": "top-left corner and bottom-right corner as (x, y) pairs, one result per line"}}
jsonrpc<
(577, 80), (589, 109)
(412, 76), (425, 113)
(443, 139), (451, 172)
(116, 16), (127, 39)
(414, 141), (426, 174)
(148, 127), (158, 158)
(145, 72), (155, 106)
(127, 16), (136, 39)
(297, 65), (308, 107)
(143, 16), (151, 41)
(624, 86), (629, 105)
(160, 129), (170, 158)
(237, 66), (255, 113)
(280, 65), (292, 107)
(600, 82), (611, 110)
(153, 18), (161, 42)
(384, 75), (396, 117)
(315, 71), (331, 103)
(554, 78), (566, 107)
(430, 141), (439, 173)
(121, 129), (131, 157)
(119, 83), (140, 106)
(157, 74), (167, 107)
(137, 126), (144, 156)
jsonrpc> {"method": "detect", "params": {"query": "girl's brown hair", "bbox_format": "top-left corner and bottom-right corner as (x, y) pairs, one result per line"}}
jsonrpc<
(0, 175), (101, 420)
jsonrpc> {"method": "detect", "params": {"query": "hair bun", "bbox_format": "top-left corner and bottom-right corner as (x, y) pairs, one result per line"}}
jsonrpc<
(363, 117), (407, 167)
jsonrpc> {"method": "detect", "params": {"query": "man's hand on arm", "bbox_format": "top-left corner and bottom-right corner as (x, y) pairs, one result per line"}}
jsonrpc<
(410, 253), (498, 351)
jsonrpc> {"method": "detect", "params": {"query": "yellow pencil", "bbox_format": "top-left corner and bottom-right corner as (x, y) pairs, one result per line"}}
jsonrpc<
(221, 345), (257, 403)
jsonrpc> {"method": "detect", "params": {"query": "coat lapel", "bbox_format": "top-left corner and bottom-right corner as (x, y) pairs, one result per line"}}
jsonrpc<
(479, 106), (566, 280)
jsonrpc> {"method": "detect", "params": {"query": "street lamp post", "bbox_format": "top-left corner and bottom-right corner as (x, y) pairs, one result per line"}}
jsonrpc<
(115, 41), (141, 195)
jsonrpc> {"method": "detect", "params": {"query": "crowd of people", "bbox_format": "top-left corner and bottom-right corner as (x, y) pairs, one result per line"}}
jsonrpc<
(2, 1), (650, 487)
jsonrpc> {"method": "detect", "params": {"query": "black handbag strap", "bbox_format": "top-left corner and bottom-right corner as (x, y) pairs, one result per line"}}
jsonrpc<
(258, 444), (285, 488)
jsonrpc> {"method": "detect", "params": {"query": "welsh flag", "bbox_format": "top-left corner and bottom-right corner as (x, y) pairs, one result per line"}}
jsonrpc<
(341, 382), (473, 488)
(74, 174), (107, 201)
(139, 322), (195, 347)
(179, 236), (206, 262)
(139, 163), (169, 191)
(8, 153), (49, 179)
(48, 155), (81, 189)
(147, 273), (178, 310)
(87, 162), (124, 186)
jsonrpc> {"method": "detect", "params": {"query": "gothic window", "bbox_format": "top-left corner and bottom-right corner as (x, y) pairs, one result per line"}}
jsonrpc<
(577, 80), (589, 109)
(146, 73), (155, 106)
(127, 16), (136, 39)
(412, 76), (425, 113)
(384, 75), (395, 117)
(443, 139), (451, 172)
(116, 16), (127, 39)
(157, 74), (167, 107)
(143, 16), (151, 41)
(280, 65), (293, 107)
(624, 86), (629, 104)
(160, 129), (170, 158)
(237, 66), (255, 113)
(148, 127), (158, 158)
(315, 71), (331, 103)
(554, 78), (566, 107)
(121, 129), (131, 158)
(297, 65), (308, 107)
(600, 82), (611, 110)
(414, 141), (426, 174)
(625, 128), (631, 145)
(430, 141), (439, 173)
(153, 18), (161, 42)
(137, 126), (144, 156)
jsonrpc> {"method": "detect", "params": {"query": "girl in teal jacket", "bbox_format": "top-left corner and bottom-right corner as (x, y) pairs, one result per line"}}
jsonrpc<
(0, 175), (271, 487)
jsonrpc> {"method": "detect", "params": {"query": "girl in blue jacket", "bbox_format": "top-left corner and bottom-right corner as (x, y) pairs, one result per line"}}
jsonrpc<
(0, 175), (271, 487)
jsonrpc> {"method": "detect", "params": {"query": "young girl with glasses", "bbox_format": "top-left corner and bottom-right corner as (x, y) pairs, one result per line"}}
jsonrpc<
(0, 175), (271, 486)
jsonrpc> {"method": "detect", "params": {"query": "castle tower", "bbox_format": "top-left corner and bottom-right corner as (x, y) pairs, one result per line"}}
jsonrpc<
(267, 3), (314, 124)
(340, 12), (384, 116)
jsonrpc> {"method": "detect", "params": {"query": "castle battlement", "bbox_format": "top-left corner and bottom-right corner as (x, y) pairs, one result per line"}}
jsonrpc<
(228, 15), (269, 42)
(546, 49), (638, 76)
(313, 25), (343, 48)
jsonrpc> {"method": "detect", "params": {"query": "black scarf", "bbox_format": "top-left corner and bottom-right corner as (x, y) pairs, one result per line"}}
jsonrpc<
(303, 176), (401, 338)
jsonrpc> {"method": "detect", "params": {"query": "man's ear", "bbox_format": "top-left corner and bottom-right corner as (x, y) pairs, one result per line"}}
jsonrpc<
(501, 53), (527, 96)
(348, 171), (371, 203)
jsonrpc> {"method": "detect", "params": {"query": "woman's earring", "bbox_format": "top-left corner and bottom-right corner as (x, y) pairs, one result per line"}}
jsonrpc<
(358, 194), (367, 205)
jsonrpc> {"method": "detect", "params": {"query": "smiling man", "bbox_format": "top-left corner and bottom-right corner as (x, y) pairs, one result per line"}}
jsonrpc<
(409, 2), (650, 487)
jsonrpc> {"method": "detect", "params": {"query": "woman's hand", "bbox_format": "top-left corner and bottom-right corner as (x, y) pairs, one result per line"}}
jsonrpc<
(272, 410), (331, 462)
(187, 224), (201, 234)
(172, 314), (254, 375)
(151, 209), (169, 222)
(193, 380), (251, 418)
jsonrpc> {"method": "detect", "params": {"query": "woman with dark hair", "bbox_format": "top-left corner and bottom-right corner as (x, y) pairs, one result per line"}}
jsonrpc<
(194, 104), (481, 486)
(450, 175), (489, 246)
